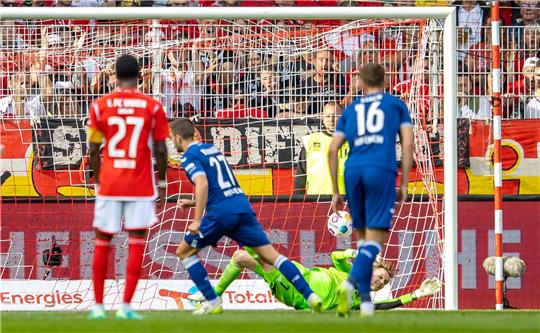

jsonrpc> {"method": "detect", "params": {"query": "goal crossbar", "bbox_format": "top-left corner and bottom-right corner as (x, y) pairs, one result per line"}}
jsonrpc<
(0, 6), (458, 311)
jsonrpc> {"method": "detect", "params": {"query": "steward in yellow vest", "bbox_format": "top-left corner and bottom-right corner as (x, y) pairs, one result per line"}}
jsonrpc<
(294, 102), (349, 195)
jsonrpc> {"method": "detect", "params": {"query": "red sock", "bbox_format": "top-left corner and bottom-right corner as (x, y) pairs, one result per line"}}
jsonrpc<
(123, 236), (145, 304)
(93, 238), (111, 305)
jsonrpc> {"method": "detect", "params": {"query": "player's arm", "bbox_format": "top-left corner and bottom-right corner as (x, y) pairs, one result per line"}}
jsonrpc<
(154, 140), (167, 207)
(374, 278), (441, 310)
(87, 103), (104, 186)
(152, 102), (171, 208)
(398, 104), (414, 206)
(373, 293), (414, 310)
(293, 146), (307, 195)
(189, 174), (208, 234)
(88, 142), (101, 185)
(328, 112), (347, 213)
(331, 249), (357, 274)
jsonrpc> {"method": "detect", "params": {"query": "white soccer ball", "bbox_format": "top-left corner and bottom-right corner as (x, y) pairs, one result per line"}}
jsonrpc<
(327, 211), (353, 238)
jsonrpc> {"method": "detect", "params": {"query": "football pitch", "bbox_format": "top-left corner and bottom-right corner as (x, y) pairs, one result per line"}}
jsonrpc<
(2, 310), (539, 333)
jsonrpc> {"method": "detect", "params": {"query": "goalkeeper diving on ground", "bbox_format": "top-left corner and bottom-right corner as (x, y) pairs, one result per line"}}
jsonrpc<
(189, 247), (441, 311)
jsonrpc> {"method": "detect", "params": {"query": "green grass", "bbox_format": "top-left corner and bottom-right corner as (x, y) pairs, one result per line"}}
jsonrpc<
(2, 310), (539, 333)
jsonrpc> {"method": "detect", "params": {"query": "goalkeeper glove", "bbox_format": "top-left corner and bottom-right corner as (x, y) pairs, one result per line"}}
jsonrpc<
(412, 278), (442, 299)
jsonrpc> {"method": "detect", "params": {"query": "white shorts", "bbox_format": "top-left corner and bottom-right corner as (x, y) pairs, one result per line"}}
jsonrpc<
(93, 198), (157, 234)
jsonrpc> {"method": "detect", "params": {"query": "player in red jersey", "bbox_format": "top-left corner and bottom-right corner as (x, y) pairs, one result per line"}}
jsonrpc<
(86, 55), (169, 320)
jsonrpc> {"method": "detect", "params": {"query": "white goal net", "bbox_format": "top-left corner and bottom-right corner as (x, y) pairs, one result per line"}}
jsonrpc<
(1, 8), (454, 311)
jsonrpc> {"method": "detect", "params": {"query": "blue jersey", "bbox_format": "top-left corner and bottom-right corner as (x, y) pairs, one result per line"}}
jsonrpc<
(181, 142), (252, 216)
(335, 92), (412, 173)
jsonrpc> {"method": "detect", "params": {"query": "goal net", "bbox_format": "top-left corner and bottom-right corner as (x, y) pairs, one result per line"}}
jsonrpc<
(1, 10), (452, 311)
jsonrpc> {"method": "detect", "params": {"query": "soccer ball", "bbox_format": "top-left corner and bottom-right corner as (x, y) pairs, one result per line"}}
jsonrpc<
(327, 211), (353, 238)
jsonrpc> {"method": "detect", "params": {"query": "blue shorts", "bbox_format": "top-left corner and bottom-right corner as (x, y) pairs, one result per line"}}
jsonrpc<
(344, 166), (396, 230)
(184, 212), (270, 249)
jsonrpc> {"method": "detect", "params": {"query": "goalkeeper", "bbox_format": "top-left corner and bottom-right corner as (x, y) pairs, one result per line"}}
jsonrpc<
(189, 248), (441, 311)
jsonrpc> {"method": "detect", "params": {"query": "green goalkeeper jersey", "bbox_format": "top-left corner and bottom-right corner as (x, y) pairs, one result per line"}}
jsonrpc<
(255, 264), (347, 310)
(254, 252), (353, 310)
(253, 251), (415, 311)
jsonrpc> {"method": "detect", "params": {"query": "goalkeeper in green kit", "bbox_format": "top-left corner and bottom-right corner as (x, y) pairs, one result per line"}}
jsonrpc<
(189, 248), (441, 311)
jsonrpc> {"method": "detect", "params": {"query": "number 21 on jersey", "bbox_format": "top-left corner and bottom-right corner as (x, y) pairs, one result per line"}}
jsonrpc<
(209, 155), (237, 190)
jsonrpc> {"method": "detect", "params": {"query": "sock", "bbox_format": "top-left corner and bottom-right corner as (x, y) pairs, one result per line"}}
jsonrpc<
(121, 303), (131, 312)
(214, 259), (243, 296)
(92, 238), (111, 305)
(183, 255), (217, 301)
(348, 240), (382, 303)
(93, 304), (105, 312)
(274, 255), (314, 300)
(123, 236), (145, 304)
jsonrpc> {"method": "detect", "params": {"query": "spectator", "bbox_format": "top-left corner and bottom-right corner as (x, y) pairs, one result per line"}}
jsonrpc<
(524, 60), (540, 118)
(90, 61), (116, 95)
(505, 56), (538, 117)
(0, 74), (28, 117)
(1, 20), (27, 50)
(167, 0), (191, 5)
(294, 102), (348, 195)
(297, 49), (346, 115)
(215, 84), (267, 118)
(456, 0), (488, 48)
(457, 72), (492, 119)
(253, 65), (288, 117)
(163, 47), (204, 117)
(511, 0), (539, 46)
(243, 51), (263, 107)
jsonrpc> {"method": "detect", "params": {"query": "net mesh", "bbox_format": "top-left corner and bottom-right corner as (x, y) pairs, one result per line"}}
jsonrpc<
(1, 17), (445, 309)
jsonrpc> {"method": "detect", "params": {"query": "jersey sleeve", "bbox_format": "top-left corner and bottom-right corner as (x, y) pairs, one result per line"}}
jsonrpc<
(374, 293), (414, 310)
(399, 99), (413, 127)
(331, 251), (353, 274)
(181, 153), (206, 182)
(334, 109), (347, 137)
(87, 101), (104, 144)
(152, 102), (170, 142)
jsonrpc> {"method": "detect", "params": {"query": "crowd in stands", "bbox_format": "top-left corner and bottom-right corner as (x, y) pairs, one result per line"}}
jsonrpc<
(0, 0), (538, 120)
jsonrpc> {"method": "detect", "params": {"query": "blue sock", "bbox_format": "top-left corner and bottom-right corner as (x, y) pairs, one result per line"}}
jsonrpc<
(183, 256), (217, 301)
(274, 255), (314, 300)
(347, 241), (382, 303)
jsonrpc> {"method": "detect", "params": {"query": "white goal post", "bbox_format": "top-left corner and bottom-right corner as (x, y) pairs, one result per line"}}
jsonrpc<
(0, 6), (458, 311)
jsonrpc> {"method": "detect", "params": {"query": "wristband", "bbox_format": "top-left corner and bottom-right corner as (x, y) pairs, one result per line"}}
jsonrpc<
(158, 180), (167, 188)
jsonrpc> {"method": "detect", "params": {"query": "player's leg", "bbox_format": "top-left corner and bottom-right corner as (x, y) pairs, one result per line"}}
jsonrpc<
(191, 249), (258, 303)
(229, 212), (322, 312)
(213, 249), (257, 296)
(89, 199), (122, 320)
(176, 216), (226, 314)
(349, 228), (387, 316)
(115, 200), (156, 320)
(348, 167), (395, 317)
(336, 167), (365, 317)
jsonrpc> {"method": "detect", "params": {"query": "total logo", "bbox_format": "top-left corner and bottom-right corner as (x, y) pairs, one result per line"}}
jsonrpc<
(158, 286), (280, 310)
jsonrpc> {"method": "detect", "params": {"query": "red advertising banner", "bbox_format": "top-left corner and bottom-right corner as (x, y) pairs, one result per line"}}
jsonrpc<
(2, 200), (539, 309)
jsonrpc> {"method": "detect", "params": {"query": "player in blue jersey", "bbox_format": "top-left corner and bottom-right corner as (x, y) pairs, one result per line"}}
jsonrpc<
(169, 118), (322, 315)
(327, 64), (415, 317)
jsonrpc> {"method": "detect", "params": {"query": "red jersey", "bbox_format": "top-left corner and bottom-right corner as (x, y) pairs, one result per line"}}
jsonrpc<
(88, 88), (169, 200)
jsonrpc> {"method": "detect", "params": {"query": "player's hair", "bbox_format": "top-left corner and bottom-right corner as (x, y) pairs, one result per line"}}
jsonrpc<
(359, 63), (386, 88)
(170, 118), (195, 140)
(374, 260), (397, 279)
(115, 54), (140, 80)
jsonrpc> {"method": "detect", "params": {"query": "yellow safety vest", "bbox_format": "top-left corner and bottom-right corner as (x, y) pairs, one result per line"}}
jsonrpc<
(303, 132), (349, 195)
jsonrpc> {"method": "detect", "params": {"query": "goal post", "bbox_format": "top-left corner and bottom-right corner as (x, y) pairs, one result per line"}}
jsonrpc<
(0, 6), (458, 311)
